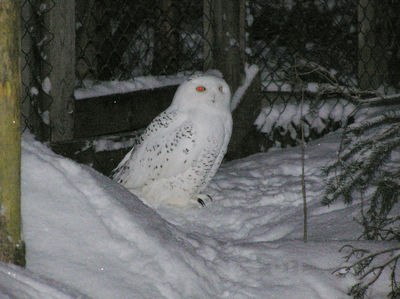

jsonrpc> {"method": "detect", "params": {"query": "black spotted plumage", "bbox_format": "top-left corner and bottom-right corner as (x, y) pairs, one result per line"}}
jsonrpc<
(112, 75), (232, 207)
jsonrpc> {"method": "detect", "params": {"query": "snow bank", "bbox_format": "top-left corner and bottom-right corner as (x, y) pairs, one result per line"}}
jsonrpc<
(22, 134), (219, 298)
(0, 262), (88, 298)
(2, 132), (390, 297)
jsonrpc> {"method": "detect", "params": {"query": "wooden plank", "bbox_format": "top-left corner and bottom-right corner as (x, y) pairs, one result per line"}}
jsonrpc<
(51, 131), (140, 176)
(74, 85), (178, 138)
(44, 0), (75, 141)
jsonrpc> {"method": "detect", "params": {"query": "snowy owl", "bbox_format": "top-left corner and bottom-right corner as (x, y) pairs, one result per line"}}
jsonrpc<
(113, 75), (232, 207)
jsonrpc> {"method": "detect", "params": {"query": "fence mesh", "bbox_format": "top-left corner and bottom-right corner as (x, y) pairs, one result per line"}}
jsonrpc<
(20, 0), (400, 145)
(75, 0), (206, 86)
(249, 0), (400, 146)
(21, 0), (54, 140)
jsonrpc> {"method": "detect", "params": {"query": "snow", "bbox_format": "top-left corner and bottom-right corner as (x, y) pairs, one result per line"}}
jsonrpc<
(246, 7), (254, 27)
(0, 263), (86, 298)
(41, 77), (51, 94)
(40, 110), (50, 125)
(30, 87), (39, 96)
(255, 99), (359, 138)
(74, 75), (187, 100)
(231, 64), (259, 112)
(74, 70), (223, 100)
(2, 131), (395, 298)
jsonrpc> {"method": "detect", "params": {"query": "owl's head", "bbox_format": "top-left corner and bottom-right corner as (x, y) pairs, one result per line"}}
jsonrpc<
(171, 75), (231, 112)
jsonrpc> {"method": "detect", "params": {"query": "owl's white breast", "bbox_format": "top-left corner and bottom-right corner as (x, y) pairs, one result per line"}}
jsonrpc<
(186, 107), (230, 147)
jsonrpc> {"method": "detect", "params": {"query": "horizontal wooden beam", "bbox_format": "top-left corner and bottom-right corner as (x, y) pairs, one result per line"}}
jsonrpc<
(51, 131), (140, 176)
(74, 85), (177, 138)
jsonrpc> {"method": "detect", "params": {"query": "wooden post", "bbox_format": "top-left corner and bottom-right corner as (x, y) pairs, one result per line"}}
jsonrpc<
(0, 0), (25, 266)
(43, 0), (75, 141)
(358, 0), (389, 90)
(207, 0), (245, 94)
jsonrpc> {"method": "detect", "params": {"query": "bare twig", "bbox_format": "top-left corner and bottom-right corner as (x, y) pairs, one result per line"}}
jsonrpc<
(301, 86), (307, 243)
(293, 57), (400, 108)
(294, 55), (308, 243)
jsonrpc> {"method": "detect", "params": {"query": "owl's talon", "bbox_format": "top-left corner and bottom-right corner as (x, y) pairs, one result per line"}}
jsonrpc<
(197, 194), (213, 207)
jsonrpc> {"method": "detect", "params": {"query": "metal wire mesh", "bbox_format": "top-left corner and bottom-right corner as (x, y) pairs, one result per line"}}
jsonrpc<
(21, 0), (54, 141)
(20, 0), (400, 144)
(250, 0), (358, 91)
(75, 0), (206, 86)
(249, 0), (400, 146)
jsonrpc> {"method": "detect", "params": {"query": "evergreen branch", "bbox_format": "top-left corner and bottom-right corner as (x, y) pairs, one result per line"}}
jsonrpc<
(347, 112), (400, 134)
(333, 246), (400, 275)
(358, 93), (400, 105)
(334, 245), (400, 297)
(323, 134), (400, 205)
(358, 254), (398, 281)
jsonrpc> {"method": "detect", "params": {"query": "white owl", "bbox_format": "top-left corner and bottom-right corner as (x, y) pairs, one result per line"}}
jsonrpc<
(112, 75), (232, 207)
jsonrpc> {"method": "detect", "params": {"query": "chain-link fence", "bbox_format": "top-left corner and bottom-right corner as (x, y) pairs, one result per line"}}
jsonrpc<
(21, 0), (212, 142)
(21, 0), (54, 141)
(20, 0), (400, 147)
(250, 0), (400, 147)
(75, 0), (206, 86)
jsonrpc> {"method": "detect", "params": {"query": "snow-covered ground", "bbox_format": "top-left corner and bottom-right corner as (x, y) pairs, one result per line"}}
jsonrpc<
(1, 131), (395, 298)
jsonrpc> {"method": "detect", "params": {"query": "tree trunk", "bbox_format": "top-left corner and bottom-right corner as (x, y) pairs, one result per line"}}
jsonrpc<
(0, 0), (25, 266)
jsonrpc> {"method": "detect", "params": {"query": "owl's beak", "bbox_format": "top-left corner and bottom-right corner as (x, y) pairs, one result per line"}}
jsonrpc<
(211, 95), (216, 103)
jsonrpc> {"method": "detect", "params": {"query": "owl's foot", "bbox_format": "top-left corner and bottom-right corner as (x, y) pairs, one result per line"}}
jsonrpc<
(197, 194), (213, 207)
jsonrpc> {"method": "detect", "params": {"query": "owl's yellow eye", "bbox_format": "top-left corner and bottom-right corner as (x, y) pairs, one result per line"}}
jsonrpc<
(219, 86), (223, 92)
(196, 86), (206, 92)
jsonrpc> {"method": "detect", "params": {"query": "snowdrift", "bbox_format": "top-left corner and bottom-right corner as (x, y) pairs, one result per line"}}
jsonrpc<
(1, 132), (391, 298)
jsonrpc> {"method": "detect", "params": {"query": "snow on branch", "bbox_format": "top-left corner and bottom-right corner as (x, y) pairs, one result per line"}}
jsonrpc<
(294, 57), (400, 107)
(358, 93), (400, 105)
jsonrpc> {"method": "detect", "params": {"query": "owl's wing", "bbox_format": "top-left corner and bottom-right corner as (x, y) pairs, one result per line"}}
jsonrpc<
(113, 109), (199, 189)
(202, 114), (233, 186)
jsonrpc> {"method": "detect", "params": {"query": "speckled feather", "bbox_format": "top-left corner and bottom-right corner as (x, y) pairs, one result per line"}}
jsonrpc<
(112, 75), (232, 207)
